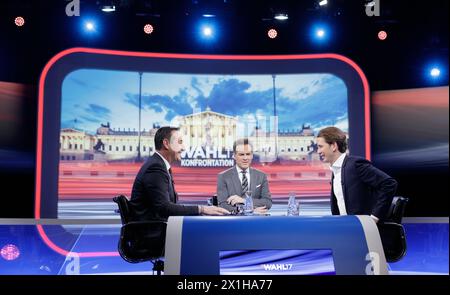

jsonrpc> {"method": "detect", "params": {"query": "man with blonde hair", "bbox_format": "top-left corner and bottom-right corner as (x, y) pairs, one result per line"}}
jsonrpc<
(316, 127), (398, 222)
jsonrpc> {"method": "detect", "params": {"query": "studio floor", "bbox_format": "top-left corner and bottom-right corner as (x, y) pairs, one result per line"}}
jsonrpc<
(0, 204), (448, 275)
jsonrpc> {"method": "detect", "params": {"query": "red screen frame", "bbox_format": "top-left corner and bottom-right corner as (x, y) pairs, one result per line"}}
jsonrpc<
(35, 48), (370, 257)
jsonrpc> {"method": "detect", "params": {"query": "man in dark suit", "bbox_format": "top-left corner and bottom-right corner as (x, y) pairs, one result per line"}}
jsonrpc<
(316, 127), (398, 222)
(217, 138), (272, 213)
(130, 126), (229, 221)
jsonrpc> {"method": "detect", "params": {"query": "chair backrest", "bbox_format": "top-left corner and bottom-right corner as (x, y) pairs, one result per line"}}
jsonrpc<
(113, 195), (132, 225)
(386, 196), (409, 224)
(377, 222), (407, 262)
(118, 221), (167, 263)
(378, 196), (409, 263)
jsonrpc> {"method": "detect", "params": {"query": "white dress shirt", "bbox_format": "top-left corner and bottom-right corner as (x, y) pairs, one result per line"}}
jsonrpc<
(155, 151), (171, 173)
(329, 153), (379, 222)
(330, 153), (347, 215)
(236, 166), (250, 191)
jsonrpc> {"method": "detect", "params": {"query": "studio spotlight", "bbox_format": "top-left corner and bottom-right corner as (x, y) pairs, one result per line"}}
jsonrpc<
(316, 29), (325, 38)
(268, 28), (278, 39)
(378, 30), (387, 40)
(197, 20), (218, 43)
(274, 13), (288, 21)
(85, 21), (95, 31)
(144, 24), (154, 34)
(1, 244), (20, 261)
(81, 18), (99, 36)
(430, 67), (441, 78)
(202, 26), (213, 37)
(310, 23), (330, 44)
(319, 0), (328, 6)
(101, 5), (116, 12)
(14, 16), (25, 27)
(425, 64), (446, 84)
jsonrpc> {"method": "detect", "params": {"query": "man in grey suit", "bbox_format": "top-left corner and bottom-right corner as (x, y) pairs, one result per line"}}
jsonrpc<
(217, 138), (272, 213)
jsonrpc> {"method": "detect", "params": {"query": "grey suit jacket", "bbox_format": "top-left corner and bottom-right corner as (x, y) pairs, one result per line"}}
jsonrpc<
(216, 166), (272, 212)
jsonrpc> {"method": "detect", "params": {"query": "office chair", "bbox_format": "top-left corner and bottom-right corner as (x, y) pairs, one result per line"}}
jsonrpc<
(113, 195), (166, 275)
(386, 196), (409, 224)
(378, 196), (409, 263)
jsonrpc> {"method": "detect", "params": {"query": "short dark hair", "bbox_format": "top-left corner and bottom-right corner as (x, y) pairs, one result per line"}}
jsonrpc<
(233, 138), (253, 153)
(317, 127), (348, 153)
(154, 126), (180, 151)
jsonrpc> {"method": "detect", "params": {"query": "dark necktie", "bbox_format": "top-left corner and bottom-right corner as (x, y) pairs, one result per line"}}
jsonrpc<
(168, 168), (178, 203)
(241, 169), (248, 194)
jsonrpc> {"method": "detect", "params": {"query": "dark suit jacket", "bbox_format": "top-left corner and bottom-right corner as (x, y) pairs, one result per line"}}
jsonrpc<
(216, 166), (272, 212)
(331, 155), (398, 220)
(130, 153), (198, 221)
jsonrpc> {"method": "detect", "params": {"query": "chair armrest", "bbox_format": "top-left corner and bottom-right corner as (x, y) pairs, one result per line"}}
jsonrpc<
(378, 221), (402, 227)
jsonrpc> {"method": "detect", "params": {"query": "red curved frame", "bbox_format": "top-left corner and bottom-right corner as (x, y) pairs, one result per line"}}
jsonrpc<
(35, 48), (371, 257)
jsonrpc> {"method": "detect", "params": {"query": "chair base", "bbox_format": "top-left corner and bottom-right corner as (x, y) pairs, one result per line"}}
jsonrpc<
(152, 260), (164, 275)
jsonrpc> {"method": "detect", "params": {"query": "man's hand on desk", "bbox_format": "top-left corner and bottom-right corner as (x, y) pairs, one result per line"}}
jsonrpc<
(253, 206), (268, 214)
(227, 195), (245, 206)
(199, 205), (230, 216)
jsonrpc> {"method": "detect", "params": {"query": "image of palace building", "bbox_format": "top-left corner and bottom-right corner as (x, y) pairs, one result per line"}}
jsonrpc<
(59, 108), (317, 163)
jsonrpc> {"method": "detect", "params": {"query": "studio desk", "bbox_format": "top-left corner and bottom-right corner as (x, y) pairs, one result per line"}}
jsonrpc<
(164, 215), (388, 275)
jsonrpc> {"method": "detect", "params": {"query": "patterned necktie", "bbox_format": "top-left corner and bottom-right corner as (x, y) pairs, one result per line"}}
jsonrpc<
(241, 169), (248, 194)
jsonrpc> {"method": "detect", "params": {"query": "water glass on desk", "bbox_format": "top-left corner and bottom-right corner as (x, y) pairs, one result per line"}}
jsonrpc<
(287, 192), (300, 216)
(243, 191), (253, 215)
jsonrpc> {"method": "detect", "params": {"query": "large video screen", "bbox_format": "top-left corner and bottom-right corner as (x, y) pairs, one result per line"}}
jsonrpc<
(36, 48), (369, 219)
(371, 86), (449, 216)
(219, 249), (335, 275)
(59, 70), (347, 218)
